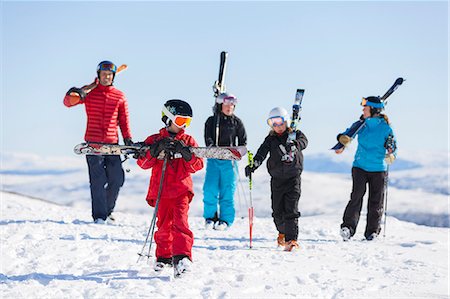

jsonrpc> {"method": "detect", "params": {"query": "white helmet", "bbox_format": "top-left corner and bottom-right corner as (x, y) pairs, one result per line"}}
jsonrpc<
(267, 107), (290, 127)
(216, 92), (238, 105)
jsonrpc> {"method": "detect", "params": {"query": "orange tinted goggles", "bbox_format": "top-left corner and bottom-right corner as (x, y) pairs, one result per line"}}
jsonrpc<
(361, 97), (368, 106)
(173, 115), (192, 127)
(162, 106), (192, 128)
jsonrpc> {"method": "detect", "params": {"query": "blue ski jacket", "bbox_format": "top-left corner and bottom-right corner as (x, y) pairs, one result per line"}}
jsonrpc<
(343, 116), (397, 172)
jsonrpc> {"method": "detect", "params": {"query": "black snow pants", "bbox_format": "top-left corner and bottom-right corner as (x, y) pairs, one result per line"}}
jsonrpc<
(341, 167), (387, 239)
(86, 155), (125, 221)
(270, 175), (301, 242)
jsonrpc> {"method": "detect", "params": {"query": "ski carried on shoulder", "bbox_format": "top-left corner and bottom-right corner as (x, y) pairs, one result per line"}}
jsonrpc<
(67, 64), (128, 102)
(331, 77), (404, 150)
(287, 89), (305, 143)
(213, 51), (228, 146)
(280, 89), (305, 162)
(213, 51), (228, 97)
(74, 142), (247, 161)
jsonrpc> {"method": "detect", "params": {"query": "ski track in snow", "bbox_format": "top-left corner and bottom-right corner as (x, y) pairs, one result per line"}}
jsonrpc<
(1, 192), (448, 298)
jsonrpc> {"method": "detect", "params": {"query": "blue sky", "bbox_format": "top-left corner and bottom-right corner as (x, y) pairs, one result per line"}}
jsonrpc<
(1, 1), (448, 157)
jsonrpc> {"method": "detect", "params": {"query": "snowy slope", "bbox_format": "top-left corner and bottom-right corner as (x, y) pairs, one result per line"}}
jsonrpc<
(1, 192), (448, 298)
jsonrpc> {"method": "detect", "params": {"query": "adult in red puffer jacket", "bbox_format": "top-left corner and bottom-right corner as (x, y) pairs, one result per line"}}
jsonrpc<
(63, 61), (133, 224)
(137, 99), (203, 277)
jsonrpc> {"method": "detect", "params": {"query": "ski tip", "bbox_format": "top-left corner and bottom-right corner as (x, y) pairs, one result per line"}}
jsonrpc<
(229, 147), (247, 160)
(395, 77), (404, 85)
(117, 64), (128, 73)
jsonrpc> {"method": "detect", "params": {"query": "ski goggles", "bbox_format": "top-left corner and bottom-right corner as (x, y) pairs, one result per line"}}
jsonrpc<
(361, 97), (384, 108)
(267, 116), (286, 127)
(97, 62), (117, 73)
(162, 105), (192, 128)
(222, 96), (238, 105)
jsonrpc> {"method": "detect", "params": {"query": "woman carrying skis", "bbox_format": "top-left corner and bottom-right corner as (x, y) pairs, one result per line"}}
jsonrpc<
(136, 99), (204, 277)
(335, 96), (397, 241)
(202, 92), (247, 230)
(245, 107), (308, 251)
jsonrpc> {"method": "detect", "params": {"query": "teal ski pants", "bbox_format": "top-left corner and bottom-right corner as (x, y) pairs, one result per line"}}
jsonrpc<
(202, 159), (237, 225)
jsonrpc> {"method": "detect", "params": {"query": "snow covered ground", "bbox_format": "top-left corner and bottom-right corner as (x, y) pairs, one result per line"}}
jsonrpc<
(1, 192), (448, 298)
(0, 150), (449, 297)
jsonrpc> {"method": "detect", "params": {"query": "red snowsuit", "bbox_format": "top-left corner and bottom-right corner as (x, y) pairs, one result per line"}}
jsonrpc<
(137, 128), (204, 260)
(63, 83), (132, 143)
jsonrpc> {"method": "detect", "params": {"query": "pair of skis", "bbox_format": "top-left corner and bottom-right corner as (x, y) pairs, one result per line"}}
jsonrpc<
(331, 77), (404, 150)
(74, 142), (247, 161)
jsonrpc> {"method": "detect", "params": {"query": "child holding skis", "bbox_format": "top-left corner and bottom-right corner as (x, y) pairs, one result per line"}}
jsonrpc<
(245, 107), (308, 251)
(136, 99), (204, 278)
(203, 92), (247, 230)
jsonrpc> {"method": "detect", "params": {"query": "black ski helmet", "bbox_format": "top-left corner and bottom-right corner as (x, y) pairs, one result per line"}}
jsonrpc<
(161, 99), (193, 127)
(97, 60), (117, 81)
(361, 96), (384, 116)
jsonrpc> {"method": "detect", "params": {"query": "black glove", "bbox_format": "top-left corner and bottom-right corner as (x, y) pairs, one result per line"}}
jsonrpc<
(173, 140), (193, 161)
(131, 142), (146, 159)
(133, 148), (147, 159)
(66, 87), (86, 100)
(245, 165), (255, 177)
(245, 160), (261, 177)
(124, 138), (134, 146)
(149, 139), (169, 158)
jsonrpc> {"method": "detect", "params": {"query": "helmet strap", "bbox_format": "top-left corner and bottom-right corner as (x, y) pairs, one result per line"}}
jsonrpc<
(162, 115), (171, 127)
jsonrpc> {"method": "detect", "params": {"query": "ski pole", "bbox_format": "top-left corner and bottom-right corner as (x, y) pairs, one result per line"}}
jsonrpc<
(383, 164), (390, 238)
(121, 154), (131, 173)
(137, 156), (169, 262)
(233, 160), (249, 219)
(247, 151), (254, 249)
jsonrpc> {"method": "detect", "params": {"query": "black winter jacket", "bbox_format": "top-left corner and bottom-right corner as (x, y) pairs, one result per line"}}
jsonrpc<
(204, 113), (247, 146)
(254, 130), (308, 179)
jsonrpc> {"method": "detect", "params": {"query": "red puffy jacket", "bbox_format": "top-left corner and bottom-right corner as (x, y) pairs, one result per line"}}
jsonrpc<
(137, 128), (204, 206)
(64, 84), (132, 143)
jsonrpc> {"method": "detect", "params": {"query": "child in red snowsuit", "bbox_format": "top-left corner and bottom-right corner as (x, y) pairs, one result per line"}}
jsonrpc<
(137, 99), (203, 277)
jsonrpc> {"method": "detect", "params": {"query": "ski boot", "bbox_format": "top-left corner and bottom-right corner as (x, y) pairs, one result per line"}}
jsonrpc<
(154, 257), (173, 272)
(173, 255), (192, 278)
(277, 233), (286, 247)
(284, 240), (300, 252)
(214, 220), (228, 231)
(366, 232), (378, 241)
(340, 227), (351, 241)
(205, 219), (215, 230)
(106, 213), (116, 224)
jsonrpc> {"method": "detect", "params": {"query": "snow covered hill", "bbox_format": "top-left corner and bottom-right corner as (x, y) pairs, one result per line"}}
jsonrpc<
(1, 192), (448, 298)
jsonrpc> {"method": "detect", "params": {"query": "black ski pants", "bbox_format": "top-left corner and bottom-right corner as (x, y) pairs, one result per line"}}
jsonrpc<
(270, 175), (301, 242)
(341, 167), (387, 239)
(86, 155), (125, 221)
